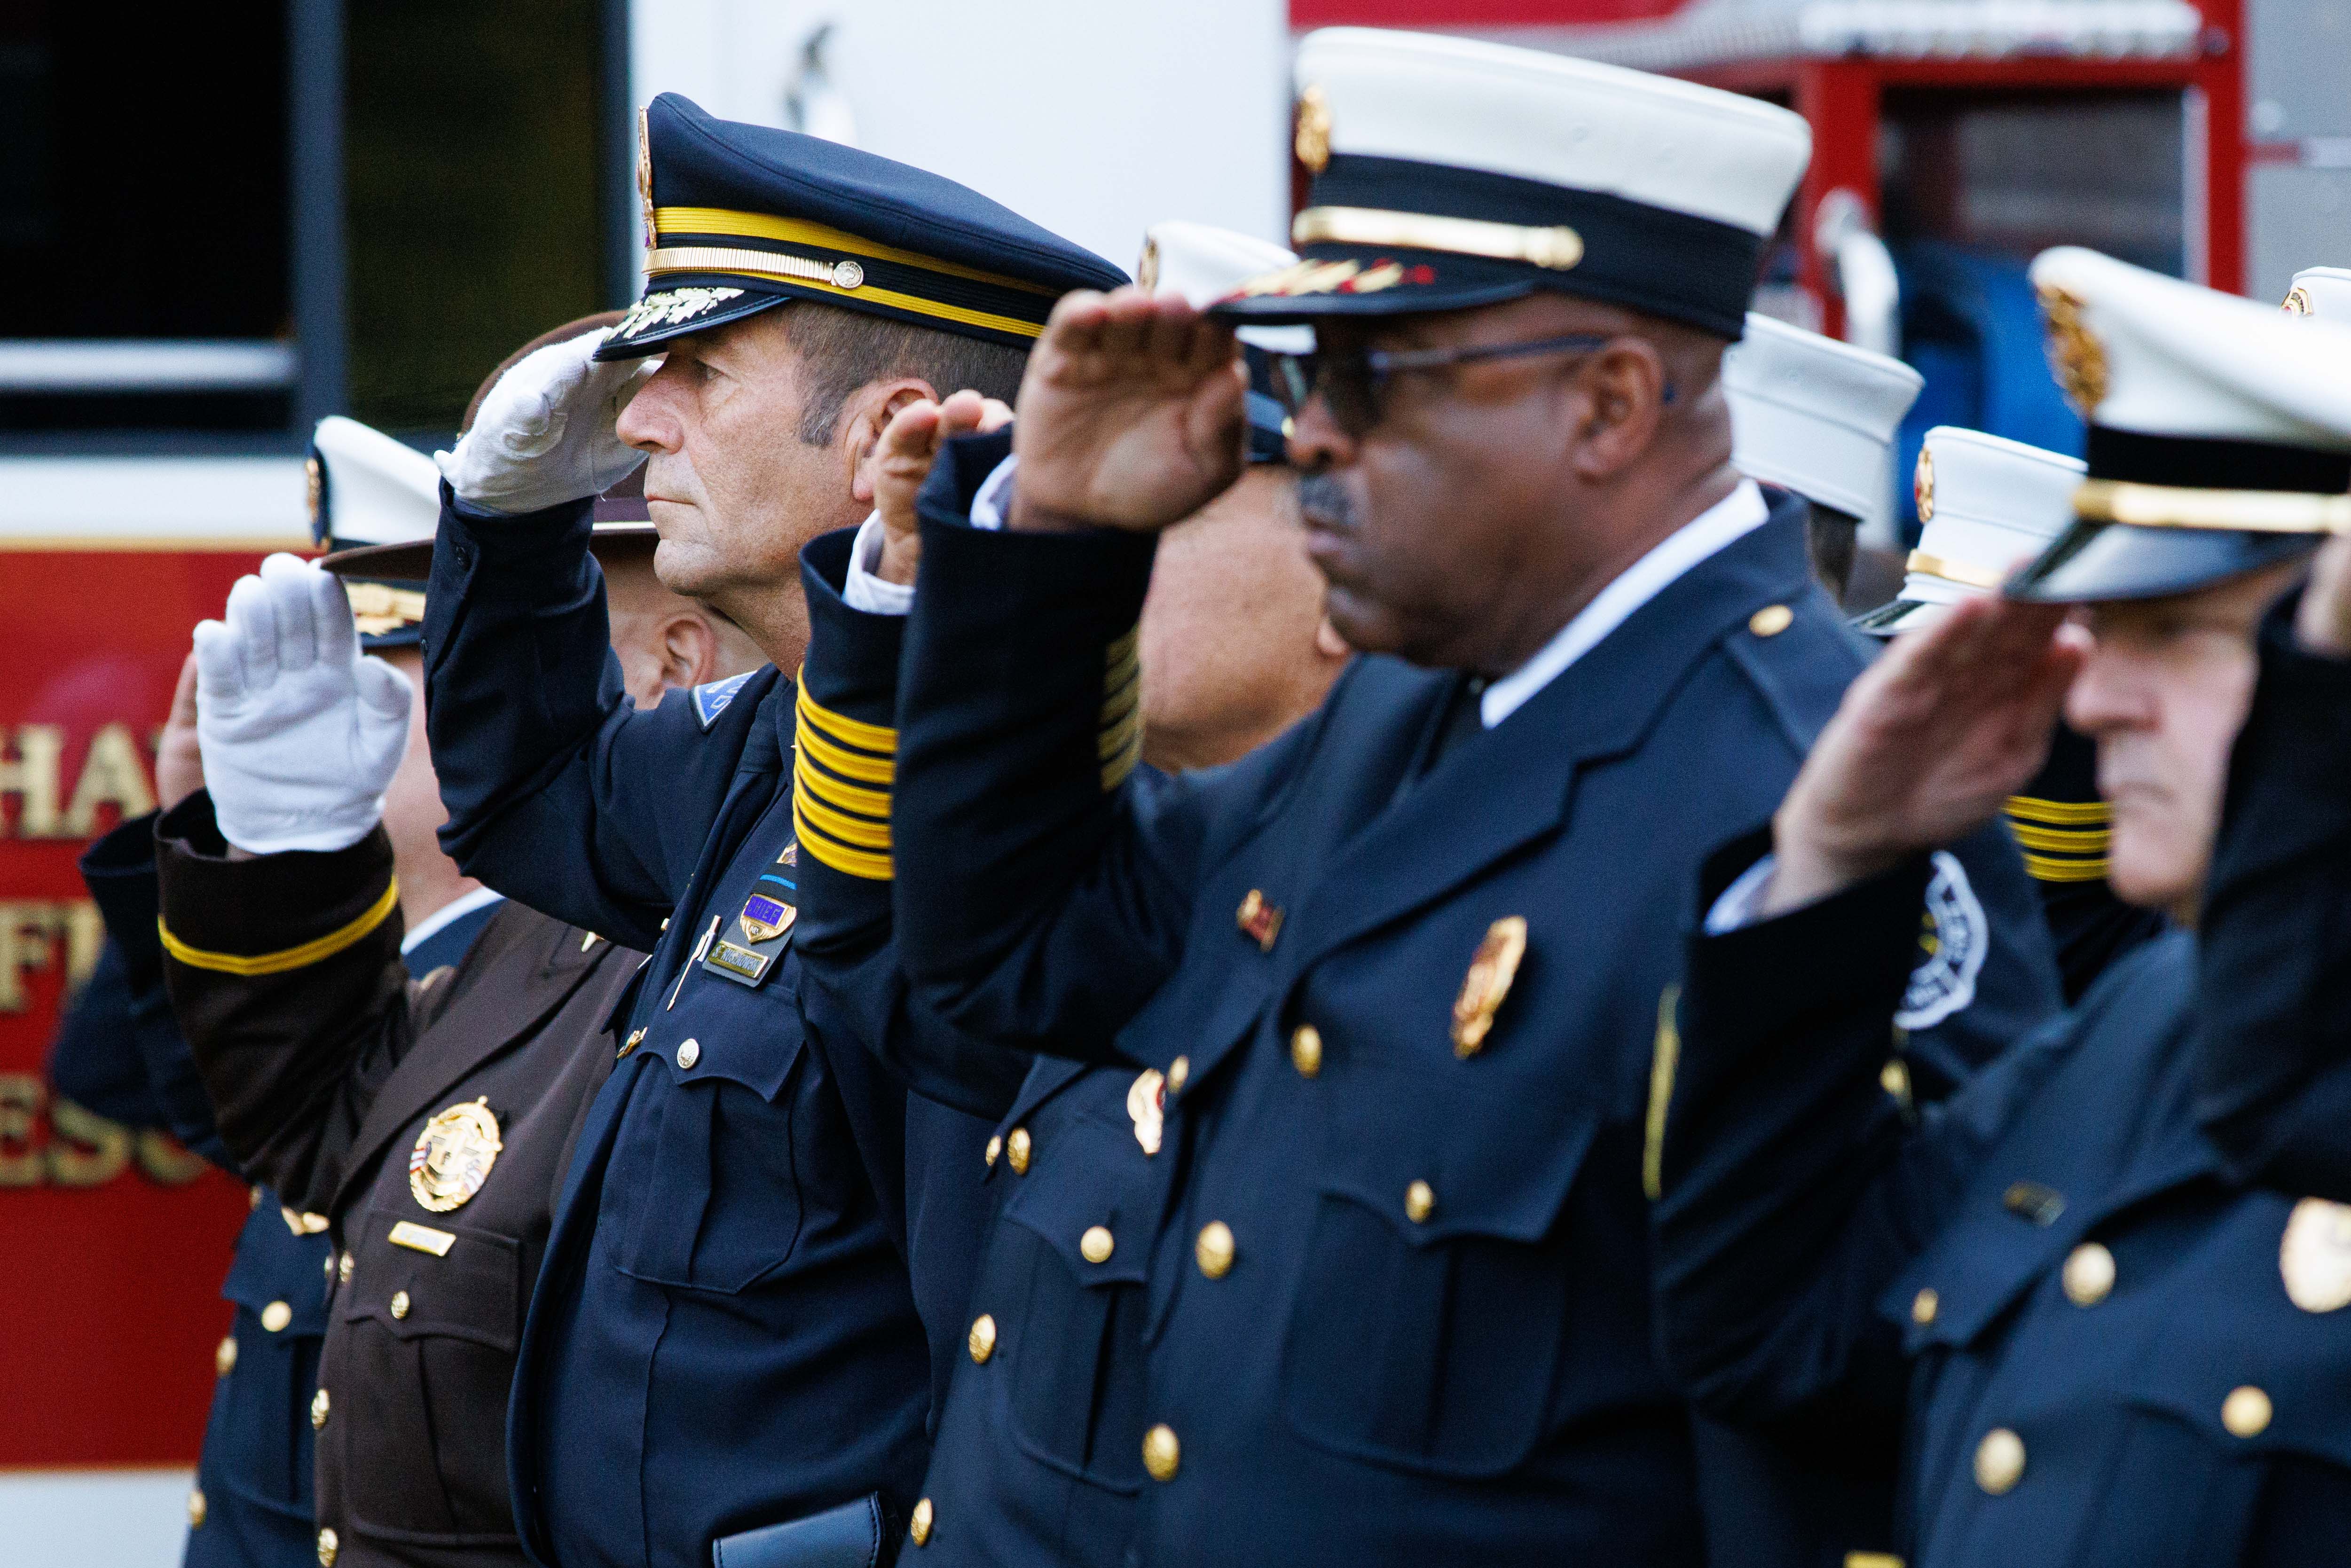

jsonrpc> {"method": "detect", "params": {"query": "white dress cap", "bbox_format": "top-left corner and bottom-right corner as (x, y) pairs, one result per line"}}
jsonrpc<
(1141, 222), (1295, 309)
(2284, 267), (2351, 320)
(2029, 247), (2351, 452)
(1858, 427), (2082, 635)
(1724, 313), (1923, 534)
(1295, 29), (1810, 238)
(1140, 221), (1309, 355)
(311, 416), (441, 548)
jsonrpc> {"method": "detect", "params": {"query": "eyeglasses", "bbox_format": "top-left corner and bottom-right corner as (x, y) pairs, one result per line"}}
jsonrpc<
(1264, 332), (1612, 437)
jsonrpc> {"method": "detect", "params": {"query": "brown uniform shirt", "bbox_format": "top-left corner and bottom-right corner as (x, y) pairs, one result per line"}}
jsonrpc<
(157, 796), (639, 1568)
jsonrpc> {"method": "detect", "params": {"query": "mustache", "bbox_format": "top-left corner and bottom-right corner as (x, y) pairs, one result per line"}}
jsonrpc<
(1296, 472), (1355, 530)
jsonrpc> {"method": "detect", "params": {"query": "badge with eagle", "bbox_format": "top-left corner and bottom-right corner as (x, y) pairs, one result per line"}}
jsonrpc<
(410, 1098), (503, 1214)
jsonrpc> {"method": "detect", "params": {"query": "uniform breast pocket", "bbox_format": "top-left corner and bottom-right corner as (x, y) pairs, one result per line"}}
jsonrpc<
(609, 1015), (808, 1296)
(987, 1098), (1158, 1490)
(1282, 1069), (1600, 1479)
(341, 1207), (525, 1538)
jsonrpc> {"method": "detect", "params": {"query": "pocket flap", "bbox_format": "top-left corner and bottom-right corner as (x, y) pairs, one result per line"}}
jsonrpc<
(999, 1107), (1157, 1286)
(1889, 1200), (2070, 1354)
(1316, 1064), (1601, 1246)
(222, 1203), (330, 1334)
(343, 1205), (523, 1353)
(658, 979), (807, 1103)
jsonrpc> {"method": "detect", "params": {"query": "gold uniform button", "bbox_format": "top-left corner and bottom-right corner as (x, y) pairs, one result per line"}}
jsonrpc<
(260, 1300), (292, 1333)
(2062, 1242), (2115, 1307)
(2223, 1385), (2273, 1438)
(1749, 604), (1794, 637)
(1290, 1025), (1322, 1078)
(1879, 1059), (1911, 1102)
(1143, 1423), (1181, 1482)
(1974, 1427), (2025, 1495)
(318, 1527), (340, 1567)
(215, 1335), (237, 1378)
(1404, 1180), (1435, 1224)
(909, 1496), (934, 1547)
(1080, 1225), (1116, 1264)
(339, 1252), (354, 1286)
(1911, 1288), (1939, 1326)
(984, 1134), (1003, 1168)
(676, 1038), (701, 1069)
(187, 1489), (207, 1529)
(1006, 1128), (1032, 1176)
(324, 1250), (337, 1285)
(249, 1184), (265, 1211)
(968, 1314), (997, 1364)
(311, 1388), (330, 1430)
(390, 1291), (411, 1320)
(1195, 1222), (1236, 1279)
(1167, 1056), (1190, 1095)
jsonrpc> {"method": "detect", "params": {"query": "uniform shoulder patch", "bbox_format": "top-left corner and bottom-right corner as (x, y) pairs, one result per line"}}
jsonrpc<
(691, 672), (756, 730)
(1897, 849), (1989, 1030)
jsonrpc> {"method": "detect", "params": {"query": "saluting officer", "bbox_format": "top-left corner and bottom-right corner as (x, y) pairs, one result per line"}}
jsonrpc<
(1722, 317), (2060, 1099)
(416, 96), (1124, 1568)
(1651, 246), (2351, 1566)
(790, 221), (1348, 1568)
(146, 344), (765, 1565)
(1857, 426), (2169, 1000)
(876, 29), (2047, 1566)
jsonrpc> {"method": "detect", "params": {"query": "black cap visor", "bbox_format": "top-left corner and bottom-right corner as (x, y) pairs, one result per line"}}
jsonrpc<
(2005, 519), (2320, 604)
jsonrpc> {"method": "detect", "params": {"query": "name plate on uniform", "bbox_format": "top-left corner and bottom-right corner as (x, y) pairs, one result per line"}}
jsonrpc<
(388, 1220), (456, 1257)
(702, 889), (796, 989)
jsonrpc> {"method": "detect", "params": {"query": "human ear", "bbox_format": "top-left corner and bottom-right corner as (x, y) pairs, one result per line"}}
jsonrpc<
(661, 613), (719, 690)
(1566, 342), (1668, 481)
(849, 379), (941, 504)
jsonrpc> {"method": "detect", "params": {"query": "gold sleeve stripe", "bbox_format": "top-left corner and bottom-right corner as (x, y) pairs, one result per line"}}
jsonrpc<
(798, 719), (895, 786)
(2021, 851), (2111, 883)
(1100, 671), (1140, 730)
(794, 782), (892, 851)
(794, 798), (895, 880)
(1104, 623), (1140, 669)
(2006, 821), (2111, 854)
(656, 208), (1057, 296)
(1105, 644), (1140, 695)
(795, 681), (899, 754)
(1643, 984), (1681, 1202)
(2005, 794), (2109, 826)
(1101, 731), (1143, 792)
(1098, 701), (1143, 764)
(794, 749), (891, 819)
(159, 878), (401, 978)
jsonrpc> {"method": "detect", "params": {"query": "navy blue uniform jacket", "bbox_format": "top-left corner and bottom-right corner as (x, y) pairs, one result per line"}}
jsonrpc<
(422, 488), (993, 1568)
(1651, 617), (2351, 1567)
(876, 442), (2057, 1566)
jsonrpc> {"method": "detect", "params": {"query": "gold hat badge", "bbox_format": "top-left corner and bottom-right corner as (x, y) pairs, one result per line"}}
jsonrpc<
(1295, 86), (1332, 175)
(1451, 917), (1527, 1058)
(2036, 284), (2108, 416)
(409, 1098), (503, 1213)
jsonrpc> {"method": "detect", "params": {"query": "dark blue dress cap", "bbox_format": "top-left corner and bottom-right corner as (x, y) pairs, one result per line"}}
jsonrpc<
(600, 94), (1127, 359)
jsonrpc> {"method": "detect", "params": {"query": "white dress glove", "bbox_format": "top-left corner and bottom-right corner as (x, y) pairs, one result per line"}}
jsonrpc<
(434, 327), (657, 515)
(192, 554), (416, 855)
